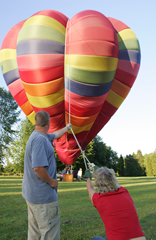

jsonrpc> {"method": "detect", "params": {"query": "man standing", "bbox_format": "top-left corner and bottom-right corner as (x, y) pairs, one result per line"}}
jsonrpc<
(22, 111), (72, 240)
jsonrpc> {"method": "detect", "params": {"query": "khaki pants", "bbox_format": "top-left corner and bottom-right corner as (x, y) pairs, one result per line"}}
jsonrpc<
(26, 201), (60, 240)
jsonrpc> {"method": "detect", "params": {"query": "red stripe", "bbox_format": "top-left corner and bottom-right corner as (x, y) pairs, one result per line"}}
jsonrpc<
(65, 90), (105, 107)
(19, 66), (64, 83)
(65, 101), (103, 117)
(17, 54), (64, 70)
(8, 78), (24, 97)
(13, 89), (28, 106)
(117, 60), (140, 77)
(65, 41), (119, 57)
(115, 69), (137, 88)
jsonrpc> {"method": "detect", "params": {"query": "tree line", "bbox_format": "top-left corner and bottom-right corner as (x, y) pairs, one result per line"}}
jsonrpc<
(0, 87), (156, 176)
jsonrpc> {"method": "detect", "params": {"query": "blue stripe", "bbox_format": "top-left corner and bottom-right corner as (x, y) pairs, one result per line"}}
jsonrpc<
(65, 78), (113, 97)
(3, 68), (20, 86)
(119, 50), (141, 64)
(16, 39), (65, 56)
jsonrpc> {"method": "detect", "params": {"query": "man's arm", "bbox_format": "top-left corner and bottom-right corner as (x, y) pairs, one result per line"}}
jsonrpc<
(53, 124), (72, 139)
(86, 178), (96, 203)
(33, 167), (58, 189)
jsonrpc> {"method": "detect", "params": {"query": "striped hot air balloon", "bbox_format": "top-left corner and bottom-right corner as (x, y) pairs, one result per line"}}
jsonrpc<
(0, 10), (141, 165)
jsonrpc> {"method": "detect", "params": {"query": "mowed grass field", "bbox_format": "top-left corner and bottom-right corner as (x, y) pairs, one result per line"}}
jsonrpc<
(0, 176), (156, 240)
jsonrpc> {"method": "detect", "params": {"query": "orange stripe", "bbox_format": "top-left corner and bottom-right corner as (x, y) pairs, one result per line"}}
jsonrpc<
(66, 112), (98, 127)
(22, 77), (64, 97)
(111, 79), (130, 98)
(20, 101), (34, 115)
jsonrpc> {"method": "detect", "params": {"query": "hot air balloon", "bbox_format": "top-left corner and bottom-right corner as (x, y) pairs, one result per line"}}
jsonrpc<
(0, 10), (141, 165)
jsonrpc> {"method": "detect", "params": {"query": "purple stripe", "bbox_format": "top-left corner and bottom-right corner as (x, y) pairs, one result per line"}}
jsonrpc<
(65, 78), (112, 97)
(17, 39), (65, 56)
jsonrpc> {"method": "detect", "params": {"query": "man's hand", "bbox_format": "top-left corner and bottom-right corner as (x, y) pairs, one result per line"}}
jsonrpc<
(83, 169), (92, 180)
(34, 167), (58, 189)
(50, 179), (58, 189)
(66, 123), (72, 131)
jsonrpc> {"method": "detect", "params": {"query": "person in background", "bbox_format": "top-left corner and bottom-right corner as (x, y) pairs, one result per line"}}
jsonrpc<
(22, 111), (72, 240)
(84, 167), (146, 240)
(60, 167), (67, 181)
(77, 168), (82, 181)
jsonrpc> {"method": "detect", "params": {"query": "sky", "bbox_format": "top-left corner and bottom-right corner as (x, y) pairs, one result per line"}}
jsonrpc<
(0, 0), (155, 157)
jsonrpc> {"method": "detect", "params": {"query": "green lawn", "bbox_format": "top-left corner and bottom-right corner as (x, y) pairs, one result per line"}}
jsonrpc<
(0, 176), (156, 240)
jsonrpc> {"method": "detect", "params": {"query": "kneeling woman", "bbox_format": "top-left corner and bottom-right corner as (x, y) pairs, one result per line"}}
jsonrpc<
(86, 167), (146, 240)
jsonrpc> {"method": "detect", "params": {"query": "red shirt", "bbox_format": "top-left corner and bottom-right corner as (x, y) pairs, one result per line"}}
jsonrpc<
(93, 187), (144, 240)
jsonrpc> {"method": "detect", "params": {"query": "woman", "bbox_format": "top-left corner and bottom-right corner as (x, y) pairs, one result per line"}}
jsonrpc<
(86, 167), (146, 240)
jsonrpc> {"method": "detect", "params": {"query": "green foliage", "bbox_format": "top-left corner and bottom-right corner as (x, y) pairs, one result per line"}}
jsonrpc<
(117, 155), (125, 176)
(0, 88), (20, 164)
(133, 150), (146, 176)
(125, 155), (143, 176)
(6, 117), (34, 174)
(145, 152), (156, 176)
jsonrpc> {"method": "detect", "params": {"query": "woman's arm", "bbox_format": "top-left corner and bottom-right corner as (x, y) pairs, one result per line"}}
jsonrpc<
(53, 124), (72, 139)
(86, 178), (96, 203)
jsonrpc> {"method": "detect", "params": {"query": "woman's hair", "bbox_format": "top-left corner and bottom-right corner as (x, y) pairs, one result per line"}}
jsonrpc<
(93, 167), (120, 194)
(35, 111), (50, 127)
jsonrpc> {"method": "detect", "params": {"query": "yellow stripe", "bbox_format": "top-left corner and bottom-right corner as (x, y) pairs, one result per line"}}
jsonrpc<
(23, 15), (66, 36)
(26, 89), (64, 108)
(65, 55), (118, 71)
(117, 29), (137, 42)
(0, 49), (16, 62)
(106, 90), (125, 108)
(27, 111), (35, 125)
(67, 122), (93, 134)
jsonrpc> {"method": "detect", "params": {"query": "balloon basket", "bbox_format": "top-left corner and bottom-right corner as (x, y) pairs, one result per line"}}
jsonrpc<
(63, 174), (73, 182)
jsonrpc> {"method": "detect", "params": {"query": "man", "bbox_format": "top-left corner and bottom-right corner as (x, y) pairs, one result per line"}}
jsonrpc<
(22, 111), (72, 240)
(84, 167), (146, 240)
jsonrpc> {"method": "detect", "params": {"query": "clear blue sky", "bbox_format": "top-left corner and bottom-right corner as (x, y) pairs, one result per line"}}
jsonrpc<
(0, 0), (155, 157)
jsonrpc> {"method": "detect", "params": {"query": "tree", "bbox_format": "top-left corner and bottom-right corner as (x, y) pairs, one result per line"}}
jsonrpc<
(151, 152), (156, 176)
(0, 88), (20, 166)
(117, 155), (125, 176)
(133, 150), (146, 176)
(6, 117), (34, 174)
(92, 136), (108, 167)
(124, 155), (143, 176)
(145, 152), (156, 176)
(145, 154), (153, 176)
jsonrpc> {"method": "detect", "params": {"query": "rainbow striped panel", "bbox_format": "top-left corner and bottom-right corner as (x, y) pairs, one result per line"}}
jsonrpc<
(0, 21), (35, 124)
(83, 17), (141, 146)
(16, 10), (69, 132)
(52, 10), (120, 164)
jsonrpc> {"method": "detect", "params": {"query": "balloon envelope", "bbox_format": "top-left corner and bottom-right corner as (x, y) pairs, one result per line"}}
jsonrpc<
(0, 10), (141, 165)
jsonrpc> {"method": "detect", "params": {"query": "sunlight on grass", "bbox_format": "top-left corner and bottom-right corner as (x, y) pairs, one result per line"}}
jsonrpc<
(0, 192), (22, 195)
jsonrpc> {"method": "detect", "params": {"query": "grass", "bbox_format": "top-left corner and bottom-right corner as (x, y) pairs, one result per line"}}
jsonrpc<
(0, 176), (156, 240)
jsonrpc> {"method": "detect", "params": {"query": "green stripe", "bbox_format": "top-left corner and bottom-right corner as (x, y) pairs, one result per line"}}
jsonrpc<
(65, 65), (116, 84)
(0, 59), (17, 74)
(119, 38), (141, 51)
(17, 25), (65, 44)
